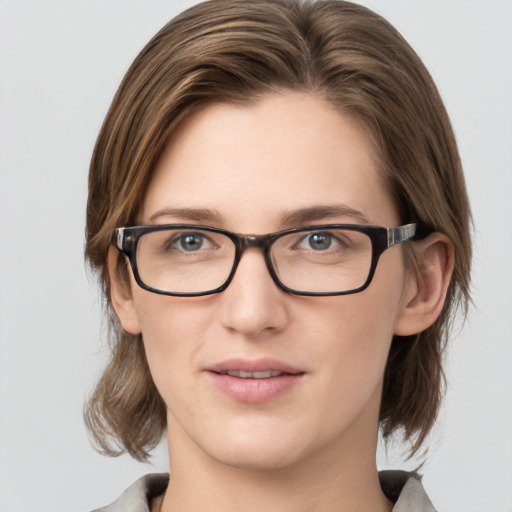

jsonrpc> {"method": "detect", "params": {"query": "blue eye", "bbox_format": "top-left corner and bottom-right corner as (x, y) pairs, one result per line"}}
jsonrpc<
(177, 233), (206, 251)
(305, 232), (332, 251)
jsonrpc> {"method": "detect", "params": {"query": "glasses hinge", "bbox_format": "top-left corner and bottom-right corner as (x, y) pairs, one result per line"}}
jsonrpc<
(387, 223), (416, 247)
(116, 228), (125, 250)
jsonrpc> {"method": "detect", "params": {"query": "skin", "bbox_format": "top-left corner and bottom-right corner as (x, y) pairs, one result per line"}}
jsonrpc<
(110, 93), (453, 512)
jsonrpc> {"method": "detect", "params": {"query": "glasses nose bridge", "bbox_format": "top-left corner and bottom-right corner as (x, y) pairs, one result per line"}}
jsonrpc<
(237, 233), (272, 252)
(234, 233), (275, 272)
(229, 232), (282, 291)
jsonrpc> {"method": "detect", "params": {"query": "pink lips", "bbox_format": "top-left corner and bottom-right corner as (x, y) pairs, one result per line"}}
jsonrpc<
(206, 358), (304, 403)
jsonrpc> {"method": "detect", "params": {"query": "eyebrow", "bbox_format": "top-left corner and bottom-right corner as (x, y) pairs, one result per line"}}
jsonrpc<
(148, 204), (370, 228)
(280, 205), (371, 227)
(148, 207), (224, 224)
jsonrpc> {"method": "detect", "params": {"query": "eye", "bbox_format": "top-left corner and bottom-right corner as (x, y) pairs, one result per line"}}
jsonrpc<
(300, 232), (334, 251)
(171, 232), (211, 252)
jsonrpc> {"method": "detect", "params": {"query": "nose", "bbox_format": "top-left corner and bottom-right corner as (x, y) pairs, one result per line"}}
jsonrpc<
(218, 248), (289, 338)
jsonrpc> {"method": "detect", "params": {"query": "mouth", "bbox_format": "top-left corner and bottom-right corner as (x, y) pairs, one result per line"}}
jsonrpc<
(206, 358), (304, 403)
(215, 370), (287, 379)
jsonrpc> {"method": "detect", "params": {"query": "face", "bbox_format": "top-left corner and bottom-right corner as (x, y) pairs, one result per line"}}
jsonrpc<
(113, 93), (417, 471)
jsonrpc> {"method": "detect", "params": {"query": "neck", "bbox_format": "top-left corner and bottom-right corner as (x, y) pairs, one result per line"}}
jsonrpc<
(158, 411), (392, 512)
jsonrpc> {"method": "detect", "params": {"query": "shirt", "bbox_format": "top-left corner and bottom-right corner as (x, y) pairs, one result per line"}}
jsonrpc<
(91, 470), (437, 511)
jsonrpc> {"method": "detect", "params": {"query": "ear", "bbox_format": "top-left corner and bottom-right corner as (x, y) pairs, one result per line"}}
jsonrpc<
(107, 245), (141, 335)
(394, 233), (454, 336)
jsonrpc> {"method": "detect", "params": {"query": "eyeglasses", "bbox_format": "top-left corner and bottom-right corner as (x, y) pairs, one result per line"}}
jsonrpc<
(112, 223), (424, 297)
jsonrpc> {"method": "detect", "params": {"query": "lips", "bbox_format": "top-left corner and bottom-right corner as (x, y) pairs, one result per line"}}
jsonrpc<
(206, 358), (304, 403)
(208, 358), (302, 375)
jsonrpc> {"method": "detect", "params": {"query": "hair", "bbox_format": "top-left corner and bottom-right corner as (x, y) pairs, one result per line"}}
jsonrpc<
(85, 0), (471, 461)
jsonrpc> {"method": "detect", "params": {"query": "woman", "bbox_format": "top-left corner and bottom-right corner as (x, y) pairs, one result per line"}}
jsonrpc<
(85, 1), (471, 510)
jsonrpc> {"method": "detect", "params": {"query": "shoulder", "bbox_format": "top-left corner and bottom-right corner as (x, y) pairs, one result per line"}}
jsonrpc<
(380, 470), (437, 512)
(90, 473), (169, 512)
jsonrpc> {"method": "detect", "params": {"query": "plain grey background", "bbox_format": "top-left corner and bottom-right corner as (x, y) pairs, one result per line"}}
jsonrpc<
(0, 1), (511, 511)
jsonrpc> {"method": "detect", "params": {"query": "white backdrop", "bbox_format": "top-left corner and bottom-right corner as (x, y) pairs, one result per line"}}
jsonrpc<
(0, 1), (511, 511)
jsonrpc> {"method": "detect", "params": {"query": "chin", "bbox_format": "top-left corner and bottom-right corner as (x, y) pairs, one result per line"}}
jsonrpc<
(199, 420), (329, 473)
(211, 441), (306, 472)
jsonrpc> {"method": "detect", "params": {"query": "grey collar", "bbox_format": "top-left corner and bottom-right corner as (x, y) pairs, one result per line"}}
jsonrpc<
(92, 470), (437, 511)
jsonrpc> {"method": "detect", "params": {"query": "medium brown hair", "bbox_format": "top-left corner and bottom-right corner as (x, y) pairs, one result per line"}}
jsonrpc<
(85, 0), (471, 461)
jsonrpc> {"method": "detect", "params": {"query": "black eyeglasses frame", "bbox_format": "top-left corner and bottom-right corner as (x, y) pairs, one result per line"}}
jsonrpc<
(112, 223), (427, 297)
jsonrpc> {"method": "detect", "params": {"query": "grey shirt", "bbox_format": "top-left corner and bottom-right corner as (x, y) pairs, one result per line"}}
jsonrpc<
(92, 470), (437, 511)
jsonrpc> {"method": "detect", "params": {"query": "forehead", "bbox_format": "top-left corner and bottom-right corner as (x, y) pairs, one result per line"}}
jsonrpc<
(141, 93), (398, 230)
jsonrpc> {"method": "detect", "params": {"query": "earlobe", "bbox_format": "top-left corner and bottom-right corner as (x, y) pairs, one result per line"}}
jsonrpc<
(394, 233), (454, 336)
(107, 246), (142, 335)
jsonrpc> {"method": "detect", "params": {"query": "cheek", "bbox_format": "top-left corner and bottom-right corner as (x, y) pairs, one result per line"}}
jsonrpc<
(309, 295), (395, 379)
(310, 259), (407, 388)
(131, 293), (214, 390)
